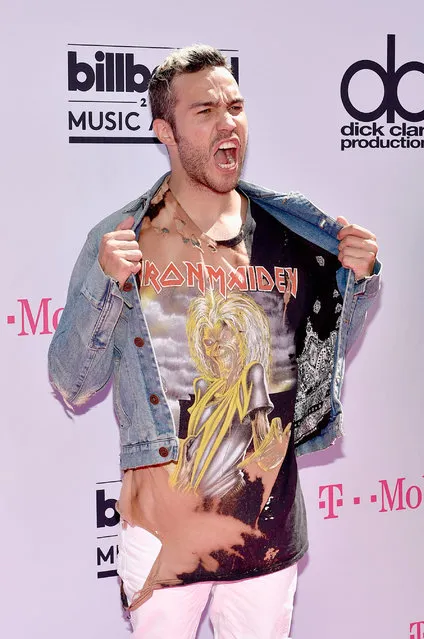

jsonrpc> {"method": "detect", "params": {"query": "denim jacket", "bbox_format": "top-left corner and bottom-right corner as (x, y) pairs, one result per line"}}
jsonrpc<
(48, 173), (381, 470)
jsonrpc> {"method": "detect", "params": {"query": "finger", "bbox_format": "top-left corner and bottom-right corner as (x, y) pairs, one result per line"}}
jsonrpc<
(118, 258), (141, 280)
(130, 261), (141, 274)
(116, 249), (143, 262)
(338, 254), (375, 277)
(338, 223), (376, 241)
(108, 239), (140, 251)
(339, 236), (378, 253)
(112, 230), (137, 241)
(115, 215), (135, 232)
(339, 246), (376, 260)
(103, 229), (136, 244)
(336, 215), (349, 227)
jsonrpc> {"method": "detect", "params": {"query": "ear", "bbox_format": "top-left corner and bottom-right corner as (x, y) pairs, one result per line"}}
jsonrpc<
(153, 118), (176, 146)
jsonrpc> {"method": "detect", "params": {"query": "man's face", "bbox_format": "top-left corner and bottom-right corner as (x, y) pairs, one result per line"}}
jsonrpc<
(170, 66), (248, 193)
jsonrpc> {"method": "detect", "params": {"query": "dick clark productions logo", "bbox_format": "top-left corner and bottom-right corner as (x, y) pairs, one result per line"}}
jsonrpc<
(340, 34), (424, 151)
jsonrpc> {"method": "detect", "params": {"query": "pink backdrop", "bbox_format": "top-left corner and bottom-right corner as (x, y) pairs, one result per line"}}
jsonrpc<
(1, 1), (423, 637)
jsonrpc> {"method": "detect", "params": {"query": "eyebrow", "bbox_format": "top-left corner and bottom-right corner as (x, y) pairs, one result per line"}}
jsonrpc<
(188, 97), (245, 110)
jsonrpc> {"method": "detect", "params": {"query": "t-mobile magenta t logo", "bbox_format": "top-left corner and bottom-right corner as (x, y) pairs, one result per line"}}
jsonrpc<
(319, 484), (344, 519)
(410, 621), (424, 639)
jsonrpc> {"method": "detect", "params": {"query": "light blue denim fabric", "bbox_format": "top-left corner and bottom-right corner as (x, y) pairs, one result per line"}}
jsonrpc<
(48, 173), (381, 469)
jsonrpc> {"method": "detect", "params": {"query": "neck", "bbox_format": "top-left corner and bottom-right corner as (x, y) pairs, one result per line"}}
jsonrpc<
(167, 170), (242, 235)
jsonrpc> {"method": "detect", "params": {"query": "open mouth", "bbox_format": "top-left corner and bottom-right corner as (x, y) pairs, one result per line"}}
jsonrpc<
(213, 141), (238, 170)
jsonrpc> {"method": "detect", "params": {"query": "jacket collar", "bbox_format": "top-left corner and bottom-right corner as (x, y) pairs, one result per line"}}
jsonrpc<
(130, 172), (343, 242)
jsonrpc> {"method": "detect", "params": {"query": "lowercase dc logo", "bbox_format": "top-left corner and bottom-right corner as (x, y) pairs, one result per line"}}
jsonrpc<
(67, 43), (239, 144)
(339, 34), (424, 151)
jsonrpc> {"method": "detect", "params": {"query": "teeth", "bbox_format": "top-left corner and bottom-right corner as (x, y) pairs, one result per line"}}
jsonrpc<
(219, 142), (237, 150)
(218, 156), (236, 169)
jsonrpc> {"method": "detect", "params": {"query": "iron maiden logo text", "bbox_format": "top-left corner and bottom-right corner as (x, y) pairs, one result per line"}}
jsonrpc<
(318, 475), (424, 519)
(141, 261), (298, 298)
(340, 35), (424, 151)
(67, 44), (239, 144)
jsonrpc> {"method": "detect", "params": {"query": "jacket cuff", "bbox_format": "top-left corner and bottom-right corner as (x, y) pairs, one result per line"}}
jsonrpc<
(353, 258), (382, 297)
(81, 258), (123, 308)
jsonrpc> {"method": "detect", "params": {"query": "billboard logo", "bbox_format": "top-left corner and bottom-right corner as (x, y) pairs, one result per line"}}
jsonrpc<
(67, 43), (239, 144)
(339, 35), (424, 150)
(96, 481), (121, 579)
(68, 51), (152, 94)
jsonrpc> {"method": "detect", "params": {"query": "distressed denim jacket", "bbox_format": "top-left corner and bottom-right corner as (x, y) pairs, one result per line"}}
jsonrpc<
(48, 174), (381, 470)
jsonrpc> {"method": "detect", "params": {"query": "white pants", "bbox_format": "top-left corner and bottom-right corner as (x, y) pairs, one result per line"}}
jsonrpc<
(117, 523), (297, 639)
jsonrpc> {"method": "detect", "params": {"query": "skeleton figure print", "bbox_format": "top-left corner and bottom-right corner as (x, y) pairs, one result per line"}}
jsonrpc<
(170, 290), (291, 499)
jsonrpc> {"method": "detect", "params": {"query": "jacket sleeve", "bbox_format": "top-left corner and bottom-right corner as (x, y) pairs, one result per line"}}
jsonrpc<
(48, 229), (124, 407)
(345, 259), (382, 352)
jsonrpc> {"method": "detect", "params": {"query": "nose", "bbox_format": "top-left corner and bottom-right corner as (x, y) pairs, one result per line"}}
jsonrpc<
(217, 109), (236, 133)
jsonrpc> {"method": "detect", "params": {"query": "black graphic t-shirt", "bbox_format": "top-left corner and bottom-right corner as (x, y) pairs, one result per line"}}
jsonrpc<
(118, 180), (343, 610)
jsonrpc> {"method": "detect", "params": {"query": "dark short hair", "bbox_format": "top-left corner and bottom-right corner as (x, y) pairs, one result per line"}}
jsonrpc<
(148, 44), (233, 129)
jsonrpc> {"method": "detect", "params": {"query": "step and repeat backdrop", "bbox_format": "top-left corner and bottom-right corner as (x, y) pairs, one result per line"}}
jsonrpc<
(1, 1), (423, 638)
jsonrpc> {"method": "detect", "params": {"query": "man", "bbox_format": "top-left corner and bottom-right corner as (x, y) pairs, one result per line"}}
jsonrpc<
(48, 44), (380, 638)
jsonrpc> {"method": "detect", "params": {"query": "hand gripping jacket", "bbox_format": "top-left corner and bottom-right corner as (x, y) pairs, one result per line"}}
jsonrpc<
(48, 174), (381, 470)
